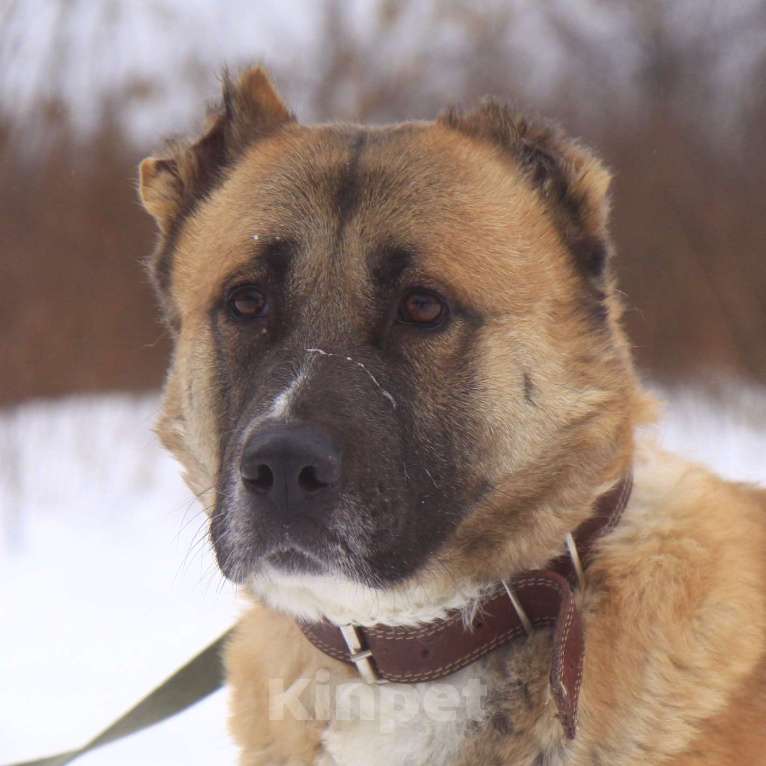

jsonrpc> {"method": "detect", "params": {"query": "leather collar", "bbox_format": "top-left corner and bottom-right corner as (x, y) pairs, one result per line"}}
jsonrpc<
(299, 475), (633, 739)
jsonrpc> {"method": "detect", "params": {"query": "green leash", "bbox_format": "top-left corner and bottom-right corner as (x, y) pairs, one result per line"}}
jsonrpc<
(5, 629), (234, 766)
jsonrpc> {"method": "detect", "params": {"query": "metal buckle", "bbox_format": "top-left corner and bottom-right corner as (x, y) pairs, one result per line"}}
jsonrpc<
(339, 624), (386, 684)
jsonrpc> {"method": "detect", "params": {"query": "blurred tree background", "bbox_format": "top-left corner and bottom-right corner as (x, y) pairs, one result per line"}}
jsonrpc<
(1, 0), (764, 405)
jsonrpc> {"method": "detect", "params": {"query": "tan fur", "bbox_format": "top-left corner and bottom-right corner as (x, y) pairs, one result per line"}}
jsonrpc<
(138, 157), (183, 234)
(226, 604), (355, 765)
(576, 445), (766, 764)
(138, 68), (766, 764)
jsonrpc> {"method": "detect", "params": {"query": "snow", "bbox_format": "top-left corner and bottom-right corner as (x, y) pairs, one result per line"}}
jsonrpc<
(0, 395), (239, 765)
(1, 385), (764, 764)
(648, 382), (766, 486)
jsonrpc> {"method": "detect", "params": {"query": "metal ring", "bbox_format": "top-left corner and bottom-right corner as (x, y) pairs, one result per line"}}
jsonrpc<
(565, 533), (586, 590)
(501, 580), (533, 636)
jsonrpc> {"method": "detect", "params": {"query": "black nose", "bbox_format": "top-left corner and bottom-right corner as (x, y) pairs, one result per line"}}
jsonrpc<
(240, 424), (341, 514)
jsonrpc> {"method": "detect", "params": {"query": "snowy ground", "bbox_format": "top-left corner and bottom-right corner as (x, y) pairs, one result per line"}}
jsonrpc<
(1, 386), (764, 764)
(0, 395), (239, 765)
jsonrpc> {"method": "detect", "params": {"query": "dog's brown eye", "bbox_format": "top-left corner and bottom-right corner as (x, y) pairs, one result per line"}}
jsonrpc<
(398, 290), (447, 327)
(227, 285), (268, 319)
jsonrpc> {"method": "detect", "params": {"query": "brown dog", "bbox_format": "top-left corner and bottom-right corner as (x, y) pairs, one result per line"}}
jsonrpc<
(138, 67), (766, 765)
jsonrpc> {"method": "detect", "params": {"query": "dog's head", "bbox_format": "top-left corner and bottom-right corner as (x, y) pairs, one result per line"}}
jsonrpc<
(139, 68), (645, 617)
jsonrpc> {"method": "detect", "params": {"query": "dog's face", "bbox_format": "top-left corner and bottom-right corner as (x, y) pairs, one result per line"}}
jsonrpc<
(140, 69), (641, 599)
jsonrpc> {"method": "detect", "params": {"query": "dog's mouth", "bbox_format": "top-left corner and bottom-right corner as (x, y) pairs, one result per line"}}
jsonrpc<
(264, 514), (346, 573)
(212, 490), (366, 583)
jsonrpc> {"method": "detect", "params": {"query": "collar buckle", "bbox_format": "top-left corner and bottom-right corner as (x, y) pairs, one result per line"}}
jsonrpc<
(339, 624), (386, 684)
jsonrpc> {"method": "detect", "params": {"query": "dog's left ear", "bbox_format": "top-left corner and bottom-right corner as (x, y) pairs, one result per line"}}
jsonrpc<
(138, 66), (294, 235)
(440, 99), (612, 282)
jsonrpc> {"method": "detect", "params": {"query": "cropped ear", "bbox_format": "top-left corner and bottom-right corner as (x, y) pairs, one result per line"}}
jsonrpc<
(138, 67), (293, 320)
(440, 99), (613, 282)
(138, 66), (294, 236)
(138, 157), (183, 235)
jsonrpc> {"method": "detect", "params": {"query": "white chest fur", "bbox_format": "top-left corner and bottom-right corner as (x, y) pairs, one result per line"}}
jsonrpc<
(315, 664), (488, 766)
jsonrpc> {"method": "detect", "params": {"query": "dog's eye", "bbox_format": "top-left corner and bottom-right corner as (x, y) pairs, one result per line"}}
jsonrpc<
(226, 285), (268, 320)
(397, 290), (448, 328)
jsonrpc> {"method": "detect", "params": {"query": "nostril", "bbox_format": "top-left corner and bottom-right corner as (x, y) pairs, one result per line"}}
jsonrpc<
(298, 465), (329, 494)
(244, 464), (274, 493)
(240, 424), (341, 506)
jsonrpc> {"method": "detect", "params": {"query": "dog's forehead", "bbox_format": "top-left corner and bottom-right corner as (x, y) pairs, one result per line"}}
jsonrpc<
(172, 121), (569, 315)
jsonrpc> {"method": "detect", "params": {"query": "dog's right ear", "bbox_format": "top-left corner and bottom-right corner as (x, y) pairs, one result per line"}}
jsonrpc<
(138, 66), (294, 237)
(138, 157), (183, 235)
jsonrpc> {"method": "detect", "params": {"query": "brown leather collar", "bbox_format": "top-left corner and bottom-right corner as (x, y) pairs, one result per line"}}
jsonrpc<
(299, 475), (633, 739)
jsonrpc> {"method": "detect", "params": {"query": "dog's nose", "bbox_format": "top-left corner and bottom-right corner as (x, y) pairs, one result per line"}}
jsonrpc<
(240, 424), (341, 513)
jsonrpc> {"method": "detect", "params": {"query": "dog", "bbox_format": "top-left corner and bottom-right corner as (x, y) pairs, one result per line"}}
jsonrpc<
(138, 67), (766, 765)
